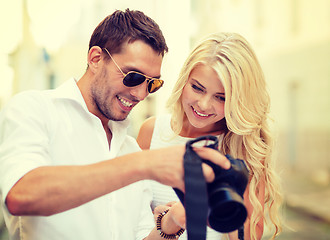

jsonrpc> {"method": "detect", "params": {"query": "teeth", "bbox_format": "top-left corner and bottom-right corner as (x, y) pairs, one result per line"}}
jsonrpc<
(193, 107), (208, 117)
(118, 96), (133, 107)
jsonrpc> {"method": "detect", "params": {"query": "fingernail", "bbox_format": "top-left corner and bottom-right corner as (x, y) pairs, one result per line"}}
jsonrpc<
(225, 161), (231, 169)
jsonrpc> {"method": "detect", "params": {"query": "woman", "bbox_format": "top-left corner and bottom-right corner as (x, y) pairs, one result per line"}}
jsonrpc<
(137, 32), (282, 240)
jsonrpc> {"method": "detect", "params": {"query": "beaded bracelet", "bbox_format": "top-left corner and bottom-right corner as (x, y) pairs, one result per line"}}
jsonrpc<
(156, 209), (185, 239)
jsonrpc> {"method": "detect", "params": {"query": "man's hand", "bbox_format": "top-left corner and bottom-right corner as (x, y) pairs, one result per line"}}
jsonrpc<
(144, 145), (231, 191)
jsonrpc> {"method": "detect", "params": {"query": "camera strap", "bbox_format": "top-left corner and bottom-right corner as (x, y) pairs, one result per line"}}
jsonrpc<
(174, 146), (208, 240)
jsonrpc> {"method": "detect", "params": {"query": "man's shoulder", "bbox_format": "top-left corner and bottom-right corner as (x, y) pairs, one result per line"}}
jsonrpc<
(3, 90), (49, 111)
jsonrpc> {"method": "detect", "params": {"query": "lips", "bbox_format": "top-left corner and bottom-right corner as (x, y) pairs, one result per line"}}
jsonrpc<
(117, 96), (135, 111)
(191, 106), (212, 118)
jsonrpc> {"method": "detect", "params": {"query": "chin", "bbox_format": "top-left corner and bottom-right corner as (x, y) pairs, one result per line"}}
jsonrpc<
(109, 115), (128, 122)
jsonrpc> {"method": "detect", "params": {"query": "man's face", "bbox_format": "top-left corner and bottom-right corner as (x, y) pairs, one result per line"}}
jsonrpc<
(91, 40), (163, 122)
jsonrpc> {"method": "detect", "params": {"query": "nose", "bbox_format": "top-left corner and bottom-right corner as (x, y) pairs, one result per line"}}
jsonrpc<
(129, 82), (149, 101)
(197, 95), (212, 111)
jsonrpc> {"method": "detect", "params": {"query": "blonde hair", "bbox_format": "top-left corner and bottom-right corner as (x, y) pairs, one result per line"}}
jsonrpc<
(167, 32), (282, 239)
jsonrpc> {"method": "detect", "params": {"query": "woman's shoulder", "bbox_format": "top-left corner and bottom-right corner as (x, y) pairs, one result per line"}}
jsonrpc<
(136, 116), (156, 149)
(141, 116), (157, 134)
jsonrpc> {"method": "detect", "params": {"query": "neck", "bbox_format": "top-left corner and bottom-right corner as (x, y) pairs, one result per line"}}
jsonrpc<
(77, 73), (112, 148)
(178, 116), (227, 138)
(76, 73), (108, 126)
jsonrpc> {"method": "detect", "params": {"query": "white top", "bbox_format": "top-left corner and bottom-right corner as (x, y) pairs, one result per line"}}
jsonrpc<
(149, 114), (223, 239)
(0, 78), (154, 240)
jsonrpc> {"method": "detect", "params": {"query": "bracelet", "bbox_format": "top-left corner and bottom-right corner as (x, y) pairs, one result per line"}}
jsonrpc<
(156, 209), (185, 239)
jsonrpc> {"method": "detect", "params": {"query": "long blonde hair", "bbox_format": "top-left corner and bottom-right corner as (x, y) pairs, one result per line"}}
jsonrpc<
(167, 32), (282, 239)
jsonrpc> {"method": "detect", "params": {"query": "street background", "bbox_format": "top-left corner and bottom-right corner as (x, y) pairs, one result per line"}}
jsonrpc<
(1, 0), (329, 239)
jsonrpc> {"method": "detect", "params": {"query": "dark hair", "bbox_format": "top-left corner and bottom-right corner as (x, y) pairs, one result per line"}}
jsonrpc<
(89, 9), (168, 57)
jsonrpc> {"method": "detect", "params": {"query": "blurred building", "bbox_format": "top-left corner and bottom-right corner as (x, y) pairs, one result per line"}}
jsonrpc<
(0, 0), (329, 239)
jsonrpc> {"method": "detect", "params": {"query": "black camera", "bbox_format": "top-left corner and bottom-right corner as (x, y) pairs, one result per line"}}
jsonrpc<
(174, 135), (249, 234)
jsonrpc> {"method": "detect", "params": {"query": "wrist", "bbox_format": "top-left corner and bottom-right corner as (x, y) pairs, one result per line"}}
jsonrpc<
(156, 209), (185, 239)
(131, 151), (152, 180)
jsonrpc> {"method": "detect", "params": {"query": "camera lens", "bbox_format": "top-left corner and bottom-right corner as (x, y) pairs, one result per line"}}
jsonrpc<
(212, 201), (241, 219)
(208, 187), (247, 233)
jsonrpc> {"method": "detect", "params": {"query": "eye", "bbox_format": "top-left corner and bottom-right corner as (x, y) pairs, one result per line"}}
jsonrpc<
(215, 95), (226, 101)
(192, 84), (204, 92)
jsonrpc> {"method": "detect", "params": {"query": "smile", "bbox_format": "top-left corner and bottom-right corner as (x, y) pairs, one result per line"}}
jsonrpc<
(192, 106), (211, 117)
(117, 96), (133, 108)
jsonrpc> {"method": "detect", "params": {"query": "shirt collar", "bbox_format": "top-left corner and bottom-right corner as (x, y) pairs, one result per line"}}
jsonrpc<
(53, 77), (131, 131)
(52, 78), (87, 110)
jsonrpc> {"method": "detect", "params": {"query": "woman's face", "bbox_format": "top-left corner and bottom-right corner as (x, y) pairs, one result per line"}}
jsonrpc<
(181, 63), (226, 135)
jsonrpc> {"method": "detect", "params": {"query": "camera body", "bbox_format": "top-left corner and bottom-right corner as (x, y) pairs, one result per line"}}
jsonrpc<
(203, 154), (249, 233)
(175, 135), (250, 233)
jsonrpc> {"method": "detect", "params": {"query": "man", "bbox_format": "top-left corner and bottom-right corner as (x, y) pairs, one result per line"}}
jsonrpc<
(0, 9), (230, 240)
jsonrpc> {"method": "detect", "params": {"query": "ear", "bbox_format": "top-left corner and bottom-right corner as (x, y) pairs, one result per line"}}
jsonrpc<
(87, 46), (103, 73)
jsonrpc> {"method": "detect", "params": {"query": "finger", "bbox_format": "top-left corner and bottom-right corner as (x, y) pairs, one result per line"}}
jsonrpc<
(153, 205), (170, 221)
(193, 147), (231, 169)
(201, 163), (215, 182)
(166, 201), (178, 207)
(154, 205), (170, 216)
(169, 202), (186, 228)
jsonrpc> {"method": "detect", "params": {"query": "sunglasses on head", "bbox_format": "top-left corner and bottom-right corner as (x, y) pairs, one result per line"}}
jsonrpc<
(102, 48), (164, 94)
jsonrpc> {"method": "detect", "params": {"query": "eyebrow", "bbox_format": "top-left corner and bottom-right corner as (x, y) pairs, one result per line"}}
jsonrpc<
(122, 66), (161, 79)
(192, 79), (225, 95)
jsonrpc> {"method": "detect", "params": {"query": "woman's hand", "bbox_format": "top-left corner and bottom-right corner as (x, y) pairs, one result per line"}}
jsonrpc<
(154, 201), (186, 229)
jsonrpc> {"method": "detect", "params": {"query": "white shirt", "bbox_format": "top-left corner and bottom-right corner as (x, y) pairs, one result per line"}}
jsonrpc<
(149, 114), (223, 240)
(0, 78), (154, 240)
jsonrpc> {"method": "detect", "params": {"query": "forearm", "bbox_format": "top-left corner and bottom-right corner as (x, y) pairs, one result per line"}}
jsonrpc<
(6, 151), (150, 216)
(5, 145), (226, 217)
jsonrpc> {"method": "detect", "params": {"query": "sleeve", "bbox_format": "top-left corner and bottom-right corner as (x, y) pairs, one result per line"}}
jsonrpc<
(119, 137), (155, 239)
(134, 180), (155, 240)
(0, 91), (52, 204)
